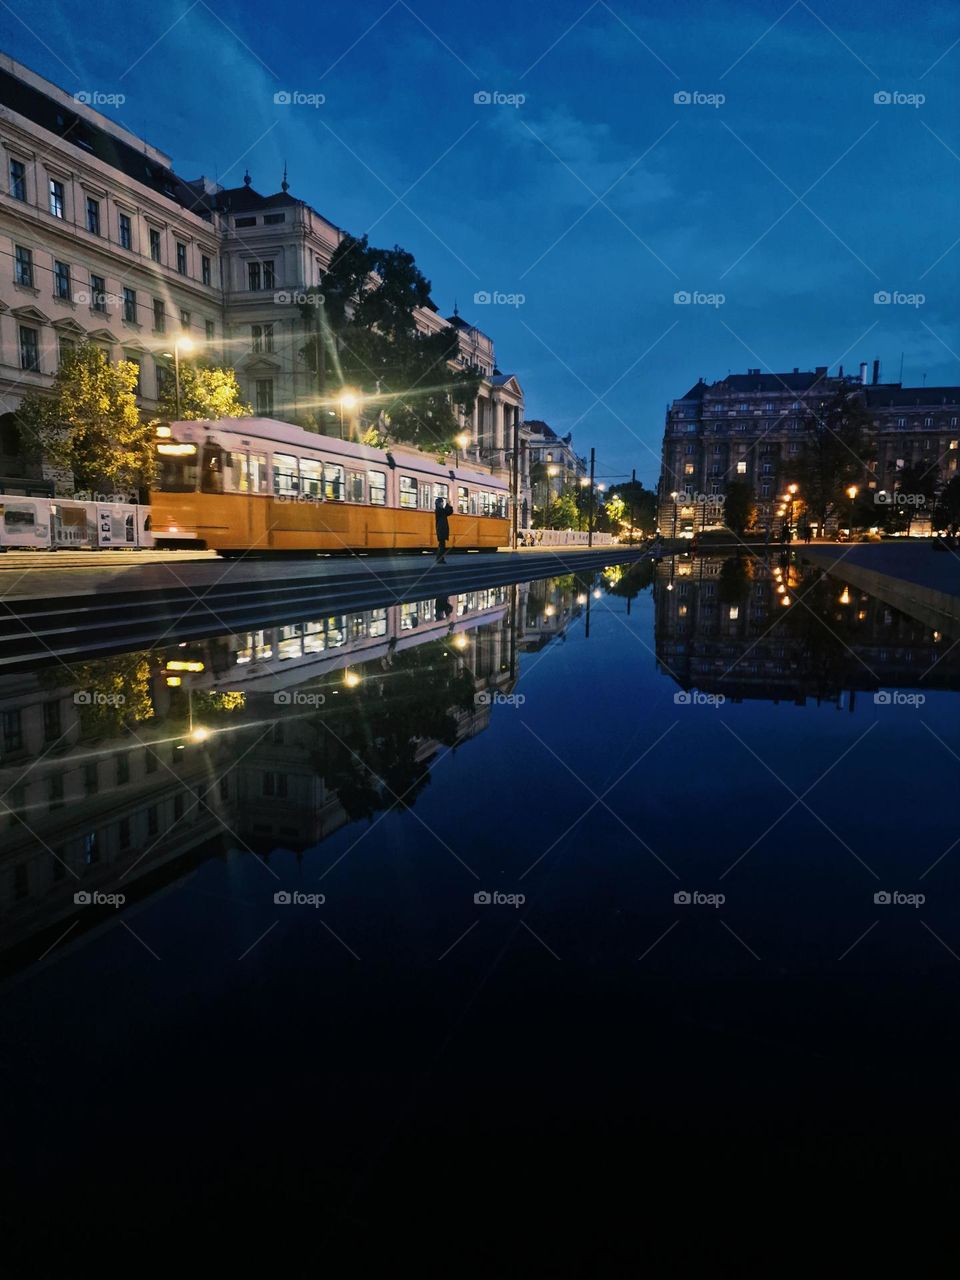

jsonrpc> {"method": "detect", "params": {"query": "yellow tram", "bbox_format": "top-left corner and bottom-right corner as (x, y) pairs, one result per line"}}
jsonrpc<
(150, 417), (511, 555)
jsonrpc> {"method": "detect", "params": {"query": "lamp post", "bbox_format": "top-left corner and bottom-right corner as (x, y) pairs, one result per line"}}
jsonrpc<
(338, 388), (359, 439)
(579, 475), (590, 532)
(173, 335), (194, 419)
(845, 484), (858, 539)
(454, 431), (470, 468)
(670, 490), (679, 540)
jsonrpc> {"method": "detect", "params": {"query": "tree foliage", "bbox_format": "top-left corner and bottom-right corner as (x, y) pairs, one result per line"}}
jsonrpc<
(723, 480), (757, 536)
(300, 234), (480, 450)
(16, 343), (151, 490)
(158, 363), (251, 421)
(789, 390), (873, 527)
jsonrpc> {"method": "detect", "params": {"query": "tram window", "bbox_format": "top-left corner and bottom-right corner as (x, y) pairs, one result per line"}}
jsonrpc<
(249, 453), (269, 493)
(494, 494), (507, 518)
(157, 449), (198, 492)
(458, 486), (469, 514)
(273, 453), (299, 496)
(419, 482), (433, 509)
(434, 482), (450, 505)
(229, 451), (249, 492)
(368, 608), (388, 638)
(324, 463), (345, 501)
(300, 458), (322, 498)
(347, 471), (365, 503)
(469, 491), (479, 516)
(200, 443), (225, 494)
(368, 470), (387, 505)
(400, 601), (420, 630)
(399, 476), (417, 508)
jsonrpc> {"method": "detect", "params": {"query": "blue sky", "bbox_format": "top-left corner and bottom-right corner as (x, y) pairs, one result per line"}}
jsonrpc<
(7, 0), (960, 484)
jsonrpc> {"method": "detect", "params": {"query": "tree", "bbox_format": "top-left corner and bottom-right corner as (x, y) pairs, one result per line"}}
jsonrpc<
(724, 480), (756, 536)
(607, 480), (657, 537)
(300, 234), (480, 451)
(936, 475), (960, 535)
(597, 493), (626, 533)
(157, 363), (251, 421)
(16, 342), (151, 491)
(790, 390), (873, 529)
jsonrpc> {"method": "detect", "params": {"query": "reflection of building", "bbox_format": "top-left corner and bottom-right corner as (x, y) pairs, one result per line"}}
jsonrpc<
(0, 576), (581, 960)
(658, 363), (960, 535)
(0, 54), (532, 510)
(654, 552), (960, 704)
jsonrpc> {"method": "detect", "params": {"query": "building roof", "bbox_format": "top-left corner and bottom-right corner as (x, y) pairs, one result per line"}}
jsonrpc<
(0, 64), (216, 220)
(217, 183), (300, 214)
(713, 369), (833, 394)
(863, 385), (960, 408)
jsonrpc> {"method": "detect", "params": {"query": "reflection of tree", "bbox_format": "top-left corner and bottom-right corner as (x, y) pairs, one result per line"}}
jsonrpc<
(717, 556), (753, 605)
(309, 638), (477, 823)
(68, 655), (155, 739)
(605, 558), (655, 598)
(775, 568), (858, 693)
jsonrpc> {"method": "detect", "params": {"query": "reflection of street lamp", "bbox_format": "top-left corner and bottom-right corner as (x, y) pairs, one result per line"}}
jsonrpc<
(173, 335), (194, 419)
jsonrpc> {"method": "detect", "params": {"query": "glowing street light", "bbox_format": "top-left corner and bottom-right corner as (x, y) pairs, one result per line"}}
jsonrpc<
(337, 388), (360, 438)
(454, 430), (470, 467)
(170, 334), (195, 419)
(189, 726), (209, 744)
(343, 670), (361, 688)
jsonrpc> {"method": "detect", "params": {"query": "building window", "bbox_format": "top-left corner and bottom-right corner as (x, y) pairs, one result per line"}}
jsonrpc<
(90, 273), (107, 313)
(263, 212), (285, 224)
(19, 326), (40, 372)
(119, 212), (132, 250)
(255, 379), (273, 414)
(736, 460), (747, 474)
(235, 216), (256, 228)
(251, 323), (274, 353)
(176, 241), (187, 274)
(14, 244), (33, 287)
(123, 287), (137, 323)
(48, 178), (64, 218)
(248, 261), (261, 291)
(149, 228), (162, 262)
(86, 196), (101, 235)
(205, 320), (215, 342)
(54, 260), (71, 300)
(263, 260), (275, 289)
(2, 708), (23, 752)
(153, 298), (165, 332)
(179, 309), (190, 330)
(9, 157), (26, 200)
(201, 254), (211, 286)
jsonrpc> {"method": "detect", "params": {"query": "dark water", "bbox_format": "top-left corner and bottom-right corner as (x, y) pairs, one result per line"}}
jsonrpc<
(2, 551), (959, 1267)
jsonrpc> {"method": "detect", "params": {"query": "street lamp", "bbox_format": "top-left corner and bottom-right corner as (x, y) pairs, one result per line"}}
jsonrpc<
(670, 490), (679, 539)
(454, 431), (470, 467)
(338, 388), (360, 439)
(173, 335), (194, 419)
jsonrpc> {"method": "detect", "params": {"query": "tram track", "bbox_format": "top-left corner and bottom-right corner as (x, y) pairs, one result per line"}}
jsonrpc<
(0, 547), (647, 671)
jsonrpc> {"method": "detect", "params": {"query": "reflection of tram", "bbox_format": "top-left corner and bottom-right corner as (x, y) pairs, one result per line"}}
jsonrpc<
(150, 416), (511, 555)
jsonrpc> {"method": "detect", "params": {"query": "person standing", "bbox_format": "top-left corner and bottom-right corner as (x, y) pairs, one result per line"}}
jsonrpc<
(434, 495), (454, 563)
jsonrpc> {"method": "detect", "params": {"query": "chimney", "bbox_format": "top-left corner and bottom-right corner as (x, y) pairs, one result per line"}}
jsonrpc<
(859, 361), (868, 384)
(815, 366), (828, 376)
(872, 359), (880, 385)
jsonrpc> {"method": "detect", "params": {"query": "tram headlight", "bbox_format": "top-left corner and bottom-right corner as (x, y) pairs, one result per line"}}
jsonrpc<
(157, 442), (197, 456)
(156, 425), (172, 438)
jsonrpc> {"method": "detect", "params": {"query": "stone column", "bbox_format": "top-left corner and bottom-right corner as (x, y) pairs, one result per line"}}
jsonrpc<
(493, 398), (504, 452)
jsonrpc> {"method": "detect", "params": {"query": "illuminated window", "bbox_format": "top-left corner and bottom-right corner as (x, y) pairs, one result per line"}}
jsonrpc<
(300, 458), (322, 497)
(323, 462), (345, 500)
(399, 476), (417, 508)
(736, 460), (747, 474)
(273, 453), (299, 495)
(458, 486), (469, 514)
(348, 471), (365, 503)
(368, 470), (386, 505)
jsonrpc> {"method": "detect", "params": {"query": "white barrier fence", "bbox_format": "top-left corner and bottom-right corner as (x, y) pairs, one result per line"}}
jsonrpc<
(517, 529), (618, 547)
(0, 497), (153, 550)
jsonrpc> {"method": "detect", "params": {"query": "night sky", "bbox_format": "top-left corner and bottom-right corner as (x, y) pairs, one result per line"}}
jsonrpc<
(9, 0), (959, 484)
